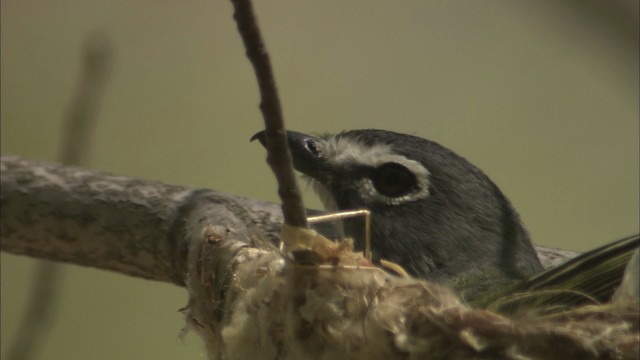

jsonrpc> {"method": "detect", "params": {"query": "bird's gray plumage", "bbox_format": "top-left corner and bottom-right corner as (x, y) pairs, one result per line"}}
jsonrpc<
(253, 128), (640, 309)
(254, 129), (545, 299)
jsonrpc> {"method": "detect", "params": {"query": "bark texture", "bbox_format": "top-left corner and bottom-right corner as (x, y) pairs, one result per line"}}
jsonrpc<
(1, 155), (577, 285)
(0, 155), (282, 285)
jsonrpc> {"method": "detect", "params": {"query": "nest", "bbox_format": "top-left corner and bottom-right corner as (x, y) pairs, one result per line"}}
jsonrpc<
(182, 225), (639, 360)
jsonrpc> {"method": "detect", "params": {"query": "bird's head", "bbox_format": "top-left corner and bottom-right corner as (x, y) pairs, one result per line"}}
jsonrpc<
(253, 129), (543, 295)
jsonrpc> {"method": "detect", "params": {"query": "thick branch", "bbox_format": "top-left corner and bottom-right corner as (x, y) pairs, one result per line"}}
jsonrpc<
(0, 155), (283, 285)
(1, 155), (579, 285)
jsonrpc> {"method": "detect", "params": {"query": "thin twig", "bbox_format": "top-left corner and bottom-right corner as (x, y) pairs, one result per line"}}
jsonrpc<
(6, 33), (113, 360)
(229, 0), (308, 228)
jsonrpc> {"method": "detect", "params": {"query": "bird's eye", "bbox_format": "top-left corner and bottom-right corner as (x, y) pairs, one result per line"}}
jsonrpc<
(371, 163), (417, 198)
(304, 138), (320, 157)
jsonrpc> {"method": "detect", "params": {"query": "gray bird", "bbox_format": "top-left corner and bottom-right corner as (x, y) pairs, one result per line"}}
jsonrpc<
(253, 129), (543, 299)
(252, 129), (638, 306)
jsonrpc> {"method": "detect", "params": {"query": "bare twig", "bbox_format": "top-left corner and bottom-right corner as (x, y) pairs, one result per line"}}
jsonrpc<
(6, 34), (113, 360)
(229, 0), (308, 228)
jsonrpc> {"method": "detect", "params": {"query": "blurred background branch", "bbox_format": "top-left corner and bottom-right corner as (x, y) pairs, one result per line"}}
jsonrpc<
(6, 33), (113, 360)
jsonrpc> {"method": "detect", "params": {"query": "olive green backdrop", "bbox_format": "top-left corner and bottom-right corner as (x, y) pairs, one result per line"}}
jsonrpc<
(1, 1), (638, 359)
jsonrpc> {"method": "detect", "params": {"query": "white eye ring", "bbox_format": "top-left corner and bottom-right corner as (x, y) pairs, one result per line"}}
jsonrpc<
(315, 134), (431, 205)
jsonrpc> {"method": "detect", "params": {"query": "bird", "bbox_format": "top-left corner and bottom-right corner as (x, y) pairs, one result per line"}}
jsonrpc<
(252, 129), (639, 307)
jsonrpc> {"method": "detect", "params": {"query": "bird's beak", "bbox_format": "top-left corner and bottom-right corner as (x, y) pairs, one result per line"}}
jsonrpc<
(251, 130), (326, 180)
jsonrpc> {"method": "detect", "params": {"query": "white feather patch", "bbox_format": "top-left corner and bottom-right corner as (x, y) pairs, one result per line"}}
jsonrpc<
(315, 135), (430, 206)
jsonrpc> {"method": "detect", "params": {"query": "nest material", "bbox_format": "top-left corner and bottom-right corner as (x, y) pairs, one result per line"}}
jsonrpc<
(184, 225), (640, 360)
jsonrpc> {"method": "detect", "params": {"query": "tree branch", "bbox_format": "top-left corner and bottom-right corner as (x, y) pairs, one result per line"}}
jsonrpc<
(0, 155), (283, 285)
(1, 155), (581, 284)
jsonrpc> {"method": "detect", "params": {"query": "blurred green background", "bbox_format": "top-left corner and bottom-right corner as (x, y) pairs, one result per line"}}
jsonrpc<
(1, 1), (638, 359)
